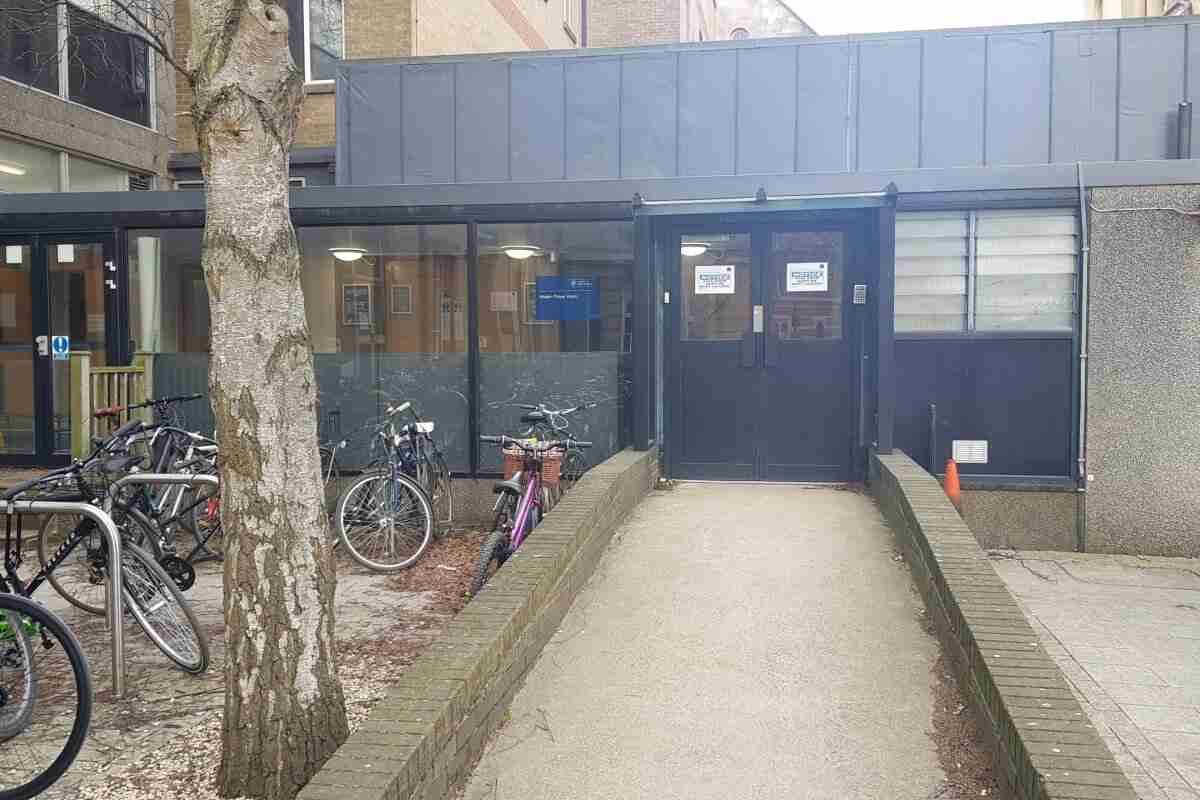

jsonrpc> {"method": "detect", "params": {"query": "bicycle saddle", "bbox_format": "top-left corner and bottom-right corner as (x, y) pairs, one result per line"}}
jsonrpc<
(520, 412), (547, 424)
(492, 477), (522, 495)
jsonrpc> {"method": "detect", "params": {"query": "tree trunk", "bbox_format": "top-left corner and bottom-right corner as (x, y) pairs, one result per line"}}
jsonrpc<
(190, 2), (347, 797)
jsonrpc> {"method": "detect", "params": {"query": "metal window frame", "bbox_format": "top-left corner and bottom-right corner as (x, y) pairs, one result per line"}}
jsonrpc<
(303, 0), (343, 86)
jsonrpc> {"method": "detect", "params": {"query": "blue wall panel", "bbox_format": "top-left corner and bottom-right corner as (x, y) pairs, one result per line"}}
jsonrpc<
(620, 54), (677, 178)
(678, 50), (737, 176)
(510, 60), (566, 181)
(1119, 25), (1186, 160)
(1052, 29), (1119, 163)
(921, 36), (986, 168)
(455, 61), (510, 183)
(795, 43), (851, 173)
(894, 339), (1073, 476)
(340, 66), (405, 185)
(986, 33), (1051, 166)
(401, 64), (455, 184)
(858, 39), (921, 171)
(737, 46), (797, 175)
(565, 58), (621, 180)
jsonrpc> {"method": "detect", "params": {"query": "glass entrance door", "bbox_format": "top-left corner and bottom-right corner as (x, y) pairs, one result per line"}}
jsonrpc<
(0, 235), (119, 464)
(0, 241), (38, 458)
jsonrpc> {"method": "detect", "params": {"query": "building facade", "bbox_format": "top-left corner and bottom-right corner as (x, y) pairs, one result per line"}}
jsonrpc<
(720, 0), (815, 40)
(6, 16), (1200, 557)
(171, 0), (584, 186)
(586, 0), (812, 48)
(1087, 0), (1194, 17)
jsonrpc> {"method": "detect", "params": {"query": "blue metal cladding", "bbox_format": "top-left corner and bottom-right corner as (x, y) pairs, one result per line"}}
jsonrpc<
(332, 17), (1200, 186)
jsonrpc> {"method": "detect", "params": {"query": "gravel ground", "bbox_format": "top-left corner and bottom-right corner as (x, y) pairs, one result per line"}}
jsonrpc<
(36, 531), (485, 800)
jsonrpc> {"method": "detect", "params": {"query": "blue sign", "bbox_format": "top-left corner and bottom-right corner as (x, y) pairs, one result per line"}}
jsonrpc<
(51, 335), (70, 361)
(535, 276), (599, 321)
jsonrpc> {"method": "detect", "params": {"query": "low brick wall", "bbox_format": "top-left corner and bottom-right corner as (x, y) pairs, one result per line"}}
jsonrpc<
(299, 447), (659, 800)
(871, 452), (1135, 800)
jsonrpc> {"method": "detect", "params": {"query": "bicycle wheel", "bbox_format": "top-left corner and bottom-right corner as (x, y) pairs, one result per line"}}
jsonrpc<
(0, 592), (92, 800)
(37, 509), (158, 617)
(560, 447), (588, 490)
(120, 543), (210, 674)
(423, 452), (453, 535)
(470, 529), (510, 596)
(335, 472), (433, 572)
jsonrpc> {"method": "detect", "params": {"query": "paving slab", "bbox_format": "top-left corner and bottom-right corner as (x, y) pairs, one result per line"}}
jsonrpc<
(992, 550), (1200, 799)
(461, 483), (945, 800)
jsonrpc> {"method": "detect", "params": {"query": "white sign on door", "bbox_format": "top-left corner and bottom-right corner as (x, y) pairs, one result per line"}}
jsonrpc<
(786, 262), (828, 293)
(694, 265), (735, 295)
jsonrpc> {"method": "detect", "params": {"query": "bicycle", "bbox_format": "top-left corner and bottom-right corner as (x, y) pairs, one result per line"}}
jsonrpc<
(333, 403), (435, 572)
(516, 401), (596, 504)
(3, 442), (210, 674)
(389, 401), (453, 535)
(0, 591), (92, 800)
(471, 435), (591, 596)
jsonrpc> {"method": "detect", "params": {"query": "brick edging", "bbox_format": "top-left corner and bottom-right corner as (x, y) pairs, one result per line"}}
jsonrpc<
(870, 452), (1136, 800)
(299, 447), (659, 800)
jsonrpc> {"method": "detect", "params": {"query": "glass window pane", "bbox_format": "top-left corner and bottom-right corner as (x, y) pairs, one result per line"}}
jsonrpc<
(478, 222), (635, 471)
(0, 134), (59, 193)
(309, 0), (343, 81)
(0, 0), (58, 93)
(68, 153), (127, 191)
(0, 245), (35, 453)
(128, 228), (212, 432)
(681, 234), (750, 341)
(975, 210), (1077, 332)
(300, 225), (470, 472)
(67, 5), (151, 127)
(770, 231), (844, 341)
(49, 241), (108, 453)
(895, 212), (968, 333)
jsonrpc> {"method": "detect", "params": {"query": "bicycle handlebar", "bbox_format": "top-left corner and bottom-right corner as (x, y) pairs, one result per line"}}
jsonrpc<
(480, 435), (592, 450)
(93, 393), (203, 419)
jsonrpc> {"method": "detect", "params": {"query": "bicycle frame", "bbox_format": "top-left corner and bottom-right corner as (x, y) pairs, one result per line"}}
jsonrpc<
(505, 457), (544, 551)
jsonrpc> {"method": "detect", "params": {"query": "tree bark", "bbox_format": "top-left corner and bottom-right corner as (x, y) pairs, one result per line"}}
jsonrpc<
(190, 2), (347, 797)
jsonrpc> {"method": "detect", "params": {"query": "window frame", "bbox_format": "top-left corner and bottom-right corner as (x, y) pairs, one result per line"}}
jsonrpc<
(562, 0), (580, 44)
(302, 0), (344, 86)
(894, 208), (1079, 338)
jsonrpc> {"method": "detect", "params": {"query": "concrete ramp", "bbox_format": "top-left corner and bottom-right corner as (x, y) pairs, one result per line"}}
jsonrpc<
(462, 483), (945, 799)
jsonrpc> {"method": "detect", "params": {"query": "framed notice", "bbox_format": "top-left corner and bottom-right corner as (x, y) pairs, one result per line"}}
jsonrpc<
(490, 290), (518, 313)
(342, 283), (372, 327)
(390, 285), (413, 315)
(694, 265), (735, 295)
(786, 262), (828, 293)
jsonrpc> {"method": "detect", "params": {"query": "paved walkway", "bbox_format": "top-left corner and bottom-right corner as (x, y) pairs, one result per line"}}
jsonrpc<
(992, 550), (1200, 800)
(461, 483), (945, 800)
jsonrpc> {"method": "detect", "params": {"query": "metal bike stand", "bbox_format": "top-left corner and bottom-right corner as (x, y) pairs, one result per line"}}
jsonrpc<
(0, 500), (126, 698)
(108, 471), (221, 559)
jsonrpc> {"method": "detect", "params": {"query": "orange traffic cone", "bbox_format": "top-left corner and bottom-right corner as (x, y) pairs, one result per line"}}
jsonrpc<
(944, 458), (962, 513)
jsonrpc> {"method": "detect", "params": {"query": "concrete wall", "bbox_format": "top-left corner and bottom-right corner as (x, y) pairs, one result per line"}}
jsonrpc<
(1086, 184), (1200, 557)
(961, 489), (1078, 551)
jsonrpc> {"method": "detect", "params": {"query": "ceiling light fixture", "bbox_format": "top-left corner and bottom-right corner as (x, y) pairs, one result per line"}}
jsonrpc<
(0, 162), (27, 177)
(502, 245), (542, 260)
(680, 242), (709, 257)
(329, 247), (367, 262)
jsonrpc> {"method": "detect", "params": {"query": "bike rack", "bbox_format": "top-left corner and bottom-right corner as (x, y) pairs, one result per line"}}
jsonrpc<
(108, 472), (221, 554)
(0, 500), (126, 698)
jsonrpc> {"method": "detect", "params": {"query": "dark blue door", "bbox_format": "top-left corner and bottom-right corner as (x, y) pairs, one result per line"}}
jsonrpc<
(668, 223), (864, 481)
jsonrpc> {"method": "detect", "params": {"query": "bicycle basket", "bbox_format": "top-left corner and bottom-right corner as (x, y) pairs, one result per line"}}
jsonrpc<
(540, 452), (563, 486)
(502, 447), (523, 480)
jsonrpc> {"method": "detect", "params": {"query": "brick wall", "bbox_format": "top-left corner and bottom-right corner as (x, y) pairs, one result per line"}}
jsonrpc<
(871, 451), (1135, 800)
(587, 0), (680, 47)
(298, 447), (659, 800)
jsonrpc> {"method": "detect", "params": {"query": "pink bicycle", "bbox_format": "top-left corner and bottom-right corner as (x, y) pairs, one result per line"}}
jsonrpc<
(471, 435), (591, 595)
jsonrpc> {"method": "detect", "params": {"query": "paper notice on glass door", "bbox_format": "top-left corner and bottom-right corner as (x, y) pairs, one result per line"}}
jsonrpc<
(695, 265), (735, 294)
(786, 262), (828, 292)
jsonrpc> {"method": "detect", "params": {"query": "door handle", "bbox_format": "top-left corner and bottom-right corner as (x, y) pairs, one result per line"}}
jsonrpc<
(35, 335), (48, 356)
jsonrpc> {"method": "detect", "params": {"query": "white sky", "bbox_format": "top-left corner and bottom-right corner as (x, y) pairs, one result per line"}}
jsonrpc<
(790, 0), (1089, 36)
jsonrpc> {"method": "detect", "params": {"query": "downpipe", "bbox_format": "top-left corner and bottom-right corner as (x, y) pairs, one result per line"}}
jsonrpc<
(1075, 162), (1091, 553)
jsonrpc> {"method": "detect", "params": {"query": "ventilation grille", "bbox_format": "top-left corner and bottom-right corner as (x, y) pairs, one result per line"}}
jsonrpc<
(129, 174), (153, 191)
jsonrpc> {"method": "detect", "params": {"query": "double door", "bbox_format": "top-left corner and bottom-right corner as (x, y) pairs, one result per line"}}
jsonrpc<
(668, 221), (869, 481)
(0, 234), (122, 464)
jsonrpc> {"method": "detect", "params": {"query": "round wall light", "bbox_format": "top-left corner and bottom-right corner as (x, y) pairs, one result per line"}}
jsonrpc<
(680, 242), (709, 257)
(502, 245), (542, 260)
(329, 247), (367, 262)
